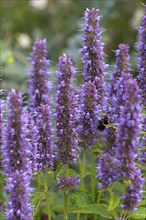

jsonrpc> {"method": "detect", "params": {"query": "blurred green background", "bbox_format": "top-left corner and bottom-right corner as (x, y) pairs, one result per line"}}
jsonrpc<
(0, 0), (145, 96)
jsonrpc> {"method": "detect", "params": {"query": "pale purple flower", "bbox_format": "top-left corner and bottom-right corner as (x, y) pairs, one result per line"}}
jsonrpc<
(0, 99), (4, 169)
(97, 152), (117, 189)
(27, 112), (37, 174)
(2, 89), (32, 219)
(34, 104), (53, 171)
(28, 39), (50, 108)
(114, 79), (141, 178)
(121, 168), (143, 211)
(56, 54), (78, 165)
(109, 44), (131, 123)
(137, 9), (146, 105)
(57, 176), (80, 193)
(78, 81), (98, 149)
(114, 79), (143, 211)
(81, 8), (105, 106)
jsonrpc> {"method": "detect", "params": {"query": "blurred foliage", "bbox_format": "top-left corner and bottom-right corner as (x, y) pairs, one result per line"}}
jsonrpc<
(0, 0), (145, 95)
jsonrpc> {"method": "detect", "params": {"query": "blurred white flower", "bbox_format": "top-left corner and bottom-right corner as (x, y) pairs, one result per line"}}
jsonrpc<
(17, 34), (31, 48)
(30, 0), (48, 10)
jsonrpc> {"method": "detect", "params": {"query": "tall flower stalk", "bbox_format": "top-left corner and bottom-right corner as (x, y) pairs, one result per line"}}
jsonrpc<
(2, 90), (32, 220)
(80, 8), (105, 207)
(28, 38), (50, 108)
(114, 79), (143, 212)
(81, 8), (105, 107)
(56, 54), (79, 220)
(137, 8), (146, 106)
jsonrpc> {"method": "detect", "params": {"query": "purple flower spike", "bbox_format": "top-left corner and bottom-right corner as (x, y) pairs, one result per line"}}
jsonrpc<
(2, 89), (32, 219)
(81, 8), (105, 106)
(109, 44), (131, 123)
(137, 9), (146, 105)
(29, 39), (50, 108)
(0, 99), (4, 169)
(78, 81), (98, 149)
(27, 112), (38, 174)
(115, 78), (141, 178)
(97, 152), (117, 189)
(56, 54), (78, 165)
(121, 168), (144, 211)
(34, 104), (53, 172)
(114, 79), (143, 211)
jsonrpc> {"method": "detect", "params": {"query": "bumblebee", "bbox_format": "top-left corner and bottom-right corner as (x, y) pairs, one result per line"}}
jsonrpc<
(97, 115), (108, 131)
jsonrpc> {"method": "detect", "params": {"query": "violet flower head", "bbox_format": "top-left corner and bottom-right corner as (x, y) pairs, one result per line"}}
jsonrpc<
(137, 9), (146, 105)
(27, 112), (38, 174)
(97, 152), (117, 189)
(109, 44), (130, 100)
(114, 78), (141, 178)
(109, 44), (131, 123)
(121, 168), (143, 211)
(0, 99), (4, 169)
(78, 81), (98, 149)
(138, 116), (146, 165)
(57, 176), (80, 193)
(29, 39), (50, 108)
(56, 54), (78, 165)
(2, 89), (32, 219)
(7, 170), (32, 220)
(81, 8), (105, 106)
(34, 104), (53, 172)
(114, 79), (143, 211)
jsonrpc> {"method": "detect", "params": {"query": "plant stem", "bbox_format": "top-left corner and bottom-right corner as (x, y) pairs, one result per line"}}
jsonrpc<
(80, 149), (86, 191)
(91, 151), (96, 200)
(77, 213), (80, 220)
(44, 173), (51, 220)
(97, 191), (102, 204)
(64, 164), (69, 220)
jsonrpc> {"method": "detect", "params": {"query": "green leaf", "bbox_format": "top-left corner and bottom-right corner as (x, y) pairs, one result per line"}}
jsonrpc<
(68, 204), (112, 219)
(31, 191), (45, 215)
(36, 171), (54, 187)
(137, 199), (146, 208)
(68, 192), (94, 207)
(108, 193), (120, 211)
(56, 166), (79, 179)
(127, 208), (146, 219)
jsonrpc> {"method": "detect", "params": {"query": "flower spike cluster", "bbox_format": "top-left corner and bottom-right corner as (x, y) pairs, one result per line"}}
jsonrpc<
(34, 104), (53, 172)
(2, 90), (32, 220)
(56, 54), (78, 165)
(29, 38), (50, 108)
(81, 8), (105, 106)
(78, 81), (98, 149)
(137, 9), (146, 105)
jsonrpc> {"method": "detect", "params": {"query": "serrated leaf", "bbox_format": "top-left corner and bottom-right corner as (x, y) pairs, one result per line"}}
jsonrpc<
(108, 193), (120, 211)
(127, 208), (146, 219)
(68, 204), (112, 218)
(68, 192), (94, 207)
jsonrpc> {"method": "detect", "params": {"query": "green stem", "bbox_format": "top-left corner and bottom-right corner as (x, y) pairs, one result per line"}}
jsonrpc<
(97, 191), (102, 204)
(91, 152), (96, 220)
(91, 151), (96, 200)
(80, 149), (86, 191)
(64, 164), (69, 220)
(77, 213), (80, 220)
(44, 173), (51, 220)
